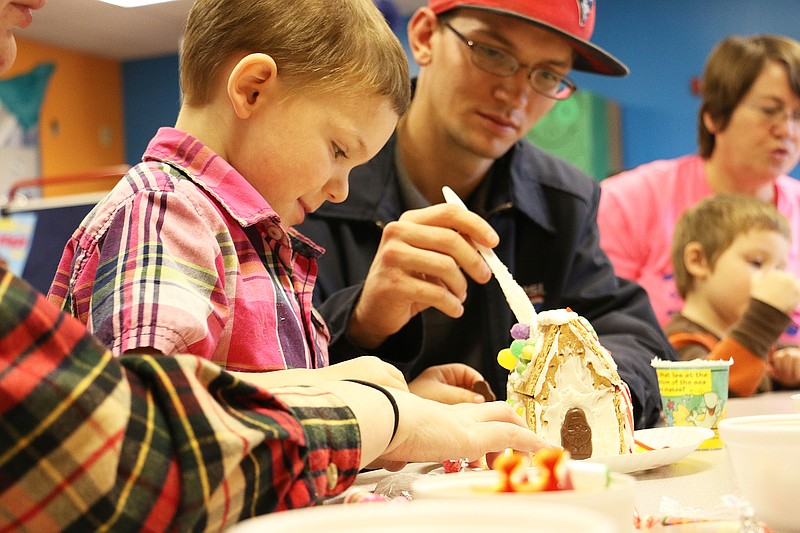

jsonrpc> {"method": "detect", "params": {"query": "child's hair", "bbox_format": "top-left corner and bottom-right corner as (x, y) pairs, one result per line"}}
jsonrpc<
(672, 194), (791, 298)
(180, 0), (410, 115)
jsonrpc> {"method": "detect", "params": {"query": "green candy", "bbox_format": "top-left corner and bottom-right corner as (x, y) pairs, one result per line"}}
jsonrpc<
(510, 339), (527, 357)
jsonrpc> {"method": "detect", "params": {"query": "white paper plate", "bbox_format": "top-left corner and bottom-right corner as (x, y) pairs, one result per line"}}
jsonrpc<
(227, 500), (616, 533)
(585, 426), (714, 474)
(411, 468), (635, 532)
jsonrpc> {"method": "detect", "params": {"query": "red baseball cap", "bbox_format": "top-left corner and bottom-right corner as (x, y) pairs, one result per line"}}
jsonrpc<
(428, 0), (628, 76)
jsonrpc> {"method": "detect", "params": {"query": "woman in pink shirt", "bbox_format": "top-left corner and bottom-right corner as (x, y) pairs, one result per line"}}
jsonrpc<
(598, 35), (800, 389)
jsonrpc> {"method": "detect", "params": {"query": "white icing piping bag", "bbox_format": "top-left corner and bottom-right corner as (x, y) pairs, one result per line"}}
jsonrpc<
(442, 186), (537, 329)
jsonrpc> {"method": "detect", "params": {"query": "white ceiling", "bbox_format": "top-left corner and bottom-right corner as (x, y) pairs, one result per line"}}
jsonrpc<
(20, 0), (426, 61)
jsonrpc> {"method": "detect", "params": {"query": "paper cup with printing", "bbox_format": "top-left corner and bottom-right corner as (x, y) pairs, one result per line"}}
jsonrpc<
(650, 358), (733, 449)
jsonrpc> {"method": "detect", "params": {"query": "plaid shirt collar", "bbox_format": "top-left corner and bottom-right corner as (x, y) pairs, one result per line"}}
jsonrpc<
(144, 127), (278, 228)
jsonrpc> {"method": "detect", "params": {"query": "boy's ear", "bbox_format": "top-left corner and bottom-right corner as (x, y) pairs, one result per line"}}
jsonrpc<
(407, 7), (438, 66)
(227, 53), (278, 119)
(702, 110), (722, 135)
(684, 241), (711, 279)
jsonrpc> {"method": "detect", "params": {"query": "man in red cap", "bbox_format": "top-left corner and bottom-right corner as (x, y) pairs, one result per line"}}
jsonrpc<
(299, 0), (675, 429)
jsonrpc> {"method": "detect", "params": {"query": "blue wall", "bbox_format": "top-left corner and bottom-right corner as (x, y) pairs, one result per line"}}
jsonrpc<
(121, 1), (800, 178)
(122, 54), (180, 165)
(574, 0), (800, 178)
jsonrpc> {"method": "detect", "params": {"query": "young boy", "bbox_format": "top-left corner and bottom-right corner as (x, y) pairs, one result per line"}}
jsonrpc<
(47, 0), (416, 387)
(666, 194), (800, 396)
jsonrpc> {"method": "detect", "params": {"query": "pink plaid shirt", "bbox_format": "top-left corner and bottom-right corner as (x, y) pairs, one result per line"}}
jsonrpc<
(48, 127), (330, 371)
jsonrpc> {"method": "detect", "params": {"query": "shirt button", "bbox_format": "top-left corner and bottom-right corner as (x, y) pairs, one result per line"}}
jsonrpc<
(326, 463), (339, 491)
(267, 226), (283, 240)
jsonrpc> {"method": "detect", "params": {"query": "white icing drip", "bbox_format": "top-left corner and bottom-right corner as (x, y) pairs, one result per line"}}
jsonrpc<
(566, 322), (619, 383)
(651, 357), (733, 368)
(536, 309), (579, 325)
(532, 333), (559, 397)
(536, 354), (622, 456)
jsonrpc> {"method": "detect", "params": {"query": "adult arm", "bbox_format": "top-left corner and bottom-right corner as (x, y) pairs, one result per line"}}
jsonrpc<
(1, 267), (362, 530)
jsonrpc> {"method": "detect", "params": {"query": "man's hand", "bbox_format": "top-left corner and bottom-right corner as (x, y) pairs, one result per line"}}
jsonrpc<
(409, 363), (490, 404)
(348, 204), (498, 349)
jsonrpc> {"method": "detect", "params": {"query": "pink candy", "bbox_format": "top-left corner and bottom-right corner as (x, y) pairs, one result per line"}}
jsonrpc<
(510, 323), (530, 340)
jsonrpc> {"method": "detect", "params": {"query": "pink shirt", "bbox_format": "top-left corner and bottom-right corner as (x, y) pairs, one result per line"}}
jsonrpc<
(48, 127), (330, 371)
(598, 154), (800, 343)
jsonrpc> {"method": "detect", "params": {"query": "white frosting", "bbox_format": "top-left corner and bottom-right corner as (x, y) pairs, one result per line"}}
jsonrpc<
(536, 309), (579, 325)
(651, 357), (733, 368)
(535, 350), (623, 457)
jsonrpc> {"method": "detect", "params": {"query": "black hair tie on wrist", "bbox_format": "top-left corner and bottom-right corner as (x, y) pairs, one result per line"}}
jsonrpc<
(344, 379), (399, 444)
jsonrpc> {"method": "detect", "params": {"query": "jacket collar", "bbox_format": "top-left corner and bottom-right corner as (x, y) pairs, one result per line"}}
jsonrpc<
(314, 133), (556, 234)
(506, 141), (557, 233)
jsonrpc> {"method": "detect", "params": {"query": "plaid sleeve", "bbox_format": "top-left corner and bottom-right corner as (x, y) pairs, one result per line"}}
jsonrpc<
(0, 267), (361, 532)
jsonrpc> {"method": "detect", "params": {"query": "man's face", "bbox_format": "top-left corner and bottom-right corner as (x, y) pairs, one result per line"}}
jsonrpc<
(0, 1), (45, 74)
(419, 9), (575, 161)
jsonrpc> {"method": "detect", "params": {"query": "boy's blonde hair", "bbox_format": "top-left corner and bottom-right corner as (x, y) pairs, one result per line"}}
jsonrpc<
(672, 194), (791, 298)
(180, 0), (410, 115)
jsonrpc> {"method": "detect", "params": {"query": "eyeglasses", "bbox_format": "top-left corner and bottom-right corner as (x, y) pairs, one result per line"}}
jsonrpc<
(746, 103), (800, 130)
(443, 22), (576, 101)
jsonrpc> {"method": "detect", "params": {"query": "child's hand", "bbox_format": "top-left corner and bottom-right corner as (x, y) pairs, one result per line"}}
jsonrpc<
(409, 363), (488, 404)
(768, 346), (800, 387)
(750, 270), (800, 314)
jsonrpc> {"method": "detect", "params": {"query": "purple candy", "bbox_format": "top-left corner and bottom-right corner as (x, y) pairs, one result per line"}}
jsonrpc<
(510, 322), (530, 340)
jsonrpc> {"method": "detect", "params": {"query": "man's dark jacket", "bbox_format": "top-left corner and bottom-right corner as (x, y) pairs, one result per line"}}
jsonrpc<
(299, 134), (675, 429)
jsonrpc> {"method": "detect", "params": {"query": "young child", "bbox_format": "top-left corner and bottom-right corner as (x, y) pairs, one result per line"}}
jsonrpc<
(666, 194), (800, 396)
(47, 0), (413, 386)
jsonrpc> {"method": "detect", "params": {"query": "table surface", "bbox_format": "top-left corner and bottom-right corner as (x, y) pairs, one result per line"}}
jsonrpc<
(632, 390), (796, 518)
(344, 390), (798, 526)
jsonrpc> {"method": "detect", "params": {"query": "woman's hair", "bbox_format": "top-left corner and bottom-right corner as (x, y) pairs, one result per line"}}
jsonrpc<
(180, 0), (410, 115)
(671, 194), (791, 298)
(698, 34), (800, 158)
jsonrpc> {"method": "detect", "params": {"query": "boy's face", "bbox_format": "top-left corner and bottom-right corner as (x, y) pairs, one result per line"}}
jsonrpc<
(227, 88), (398, 227)
(0, 0), (45, 73)
(416, 9), (574, 162)
(702, 228), (790, 326)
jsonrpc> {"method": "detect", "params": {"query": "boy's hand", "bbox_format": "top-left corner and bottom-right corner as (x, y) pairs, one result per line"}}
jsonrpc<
(751, 270), (800, 314)
(768, 346), (800, 387)
(408, 363), (488, 404)
(347, 204), (498, 350)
